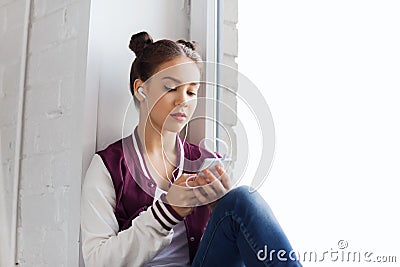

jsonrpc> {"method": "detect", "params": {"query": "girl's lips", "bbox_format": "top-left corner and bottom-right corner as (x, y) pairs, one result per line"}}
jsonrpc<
(170, 114), (186, 121)
(171, 112), (186, 117)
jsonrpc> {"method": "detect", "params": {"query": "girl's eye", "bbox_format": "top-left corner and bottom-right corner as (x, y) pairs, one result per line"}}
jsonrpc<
(164, 86), (197, 96)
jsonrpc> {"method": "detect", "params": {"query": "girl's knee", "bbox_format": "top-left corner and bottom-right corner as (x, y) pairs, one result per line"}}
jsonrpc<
(221, 185), (263, 209)
(208, 186), (282, 233)
(219, 185), (276, 222)
(226, 185), (258, 200)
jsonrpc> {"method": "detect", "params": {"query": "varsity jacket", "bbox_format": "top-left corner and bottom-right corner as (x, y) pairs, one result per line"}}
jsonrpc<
(80, 126), (220, 266)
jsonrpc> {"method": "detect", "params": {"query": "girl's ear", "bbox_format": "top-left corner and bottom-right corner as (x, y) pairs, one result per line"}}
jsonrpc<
(133, 79), (145, 102)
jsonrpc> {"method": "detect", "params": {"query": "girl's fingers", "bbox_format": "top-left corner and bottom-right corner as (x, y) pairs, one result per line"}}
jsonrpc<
(193, 187), (208, 205)
(196, 175), (217, 199)
(178, 167), (230, 205)
(203, 169), (225, 188)
(215, 165), (232, 190)
(175, 173), (193, 184)
(197, 170), (227, 201)
(186, 180), (198, 187)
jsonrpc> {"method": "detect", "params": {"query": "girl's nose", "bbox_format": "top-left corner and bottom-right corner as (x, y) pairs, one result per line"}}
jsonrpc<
(174, 90), (189, 106)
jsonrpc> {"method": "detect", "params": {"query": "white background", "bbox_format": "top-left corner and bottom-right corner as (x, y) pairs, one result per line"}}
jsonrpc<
(237, 1), (400, 265)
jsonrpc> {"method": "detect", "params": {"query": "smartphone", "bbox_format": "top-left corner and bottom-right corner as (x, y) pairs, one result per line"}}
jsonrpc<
(196, 157), (232, 178)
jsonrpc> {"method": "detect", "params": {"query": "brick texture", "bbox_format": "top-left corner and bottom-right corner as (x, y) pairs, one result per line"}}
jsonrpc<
(0, 0), (90, 266)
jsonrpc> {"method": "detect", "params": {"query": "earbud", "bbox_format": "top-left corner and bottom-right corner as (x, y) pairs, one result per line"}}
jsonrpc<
(138, 86), (146, 100)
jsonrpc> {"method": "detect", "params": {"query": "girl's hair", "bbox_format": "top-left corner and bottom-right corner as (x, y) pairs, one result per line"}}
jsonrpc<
(129, 31), (202, 107)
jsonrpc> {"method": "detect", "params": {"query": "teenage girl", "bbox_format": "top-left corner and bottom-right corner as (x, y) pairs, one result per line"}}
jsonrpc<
(80, 31), (302, 267)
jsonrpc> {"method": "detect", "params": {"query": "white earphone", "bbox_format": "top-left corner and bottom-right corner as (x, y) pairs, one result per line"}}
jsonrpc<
(138, 86), (146, 100)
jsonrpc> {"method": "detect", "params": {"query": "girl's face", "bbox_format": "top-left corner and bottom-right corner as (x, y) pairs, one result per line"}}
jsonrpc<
(142, 56), (201, 133)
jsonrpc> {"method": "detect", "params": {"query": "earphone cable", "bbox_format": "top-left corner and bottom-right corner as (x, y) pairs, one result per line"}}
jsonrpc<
(143, 93), (188, 184)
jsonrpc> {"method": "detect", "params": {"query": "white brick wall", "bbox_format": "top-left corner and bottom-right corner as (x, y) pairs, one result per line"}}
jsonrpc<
(1, 0), (90, 265)
(18, 0), (90, 263)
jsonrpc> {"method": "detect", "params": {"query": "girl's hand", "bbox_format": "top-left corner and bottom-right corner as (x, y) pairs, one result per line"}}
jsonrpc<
(187, 165), (232, 210)
(165, 173), (197, 217)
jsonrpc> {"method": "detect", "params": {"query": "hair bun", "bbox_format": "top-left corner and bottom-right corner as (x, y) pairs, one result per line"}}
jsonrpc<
(177, 39), (198, 51)
(129, 31), (154, 56)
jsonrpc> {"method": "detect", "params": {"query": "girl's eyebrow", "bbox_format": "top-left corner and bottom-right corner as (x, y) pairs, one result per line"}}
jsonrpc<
(162, 76), (199, 86)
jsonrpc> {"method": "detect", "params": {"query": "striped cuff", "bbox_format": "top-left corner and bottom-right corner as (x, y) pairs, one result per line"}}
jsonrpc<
(150, 193), (184, 231)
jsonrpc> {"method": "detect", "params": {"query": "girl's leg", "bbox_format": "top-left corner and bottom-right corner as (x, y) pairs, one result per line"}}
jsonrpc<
(192, 185), (302, 267)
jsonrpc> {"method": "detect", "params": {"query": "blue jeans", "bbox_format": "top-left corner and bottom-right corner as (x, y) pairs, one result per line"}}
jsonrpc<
(192, 186), (302, 267)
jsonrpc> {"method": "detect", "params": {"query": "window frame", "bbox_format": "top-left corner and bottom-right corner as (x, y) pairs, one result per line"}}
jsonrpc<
(189, 0), (222, 151)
